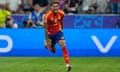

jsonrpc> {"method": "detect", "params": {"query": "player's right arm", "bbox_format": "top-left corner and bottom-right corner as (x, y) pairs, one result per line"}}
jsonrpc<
(44, 13), (50, 48)
(44, 22), (49, 42)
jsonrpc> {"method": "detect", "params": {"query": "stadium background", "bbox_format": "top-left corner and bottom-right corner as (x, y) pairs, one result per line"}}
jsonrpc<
(0, 15), (120, 56)
(1, 16), (120, 72)
(1, 0), (120, 72)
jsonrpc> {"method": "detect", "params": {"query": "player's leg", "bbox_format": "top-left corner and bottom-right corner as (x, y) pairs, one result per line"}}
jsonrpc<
(45, 37), (56, 53)
(45, 38), (52, 50)
(50, 38), (57, 53)
(57, 31), (72, 71)
(58, 39), (72, 72)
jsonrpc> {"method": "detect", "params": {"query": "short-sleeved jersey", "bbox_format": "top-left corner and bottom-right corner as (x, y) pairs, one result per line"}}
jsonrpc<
(44, 9), (64, 35)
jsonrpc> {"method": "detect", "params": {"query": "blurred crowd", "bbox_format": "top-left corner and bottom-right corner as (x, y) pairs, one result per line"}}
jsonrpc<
(0, 0), (120, 14)
(0, 0), (120, 28)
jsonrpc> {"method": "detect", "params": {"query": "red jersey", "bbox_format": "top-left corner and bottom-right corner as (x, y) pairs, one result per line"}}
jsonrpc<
(44, 9), (64, 35)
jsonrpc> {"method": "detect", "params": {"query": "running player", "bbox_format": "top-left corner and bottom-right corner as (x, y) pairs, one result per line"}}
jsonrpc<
(44, 2), (72, 72)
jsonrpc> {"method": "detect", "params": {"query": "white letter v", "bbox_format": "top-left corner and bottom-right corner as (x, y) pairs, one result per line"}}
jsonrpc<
(91, 36), (118, 54)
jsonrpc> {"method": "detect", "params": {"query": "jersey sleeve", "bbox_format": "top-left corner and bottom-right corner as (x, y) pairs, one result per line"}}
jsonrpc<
(44, 13), (49, 28)
(59, 10), (65, 20)
(44, 11), (51, 29)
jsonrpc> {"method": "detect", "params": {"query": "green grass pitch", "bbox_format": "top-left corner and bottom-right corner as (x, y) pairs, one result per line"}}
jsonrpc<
(0, 57), (120, 72)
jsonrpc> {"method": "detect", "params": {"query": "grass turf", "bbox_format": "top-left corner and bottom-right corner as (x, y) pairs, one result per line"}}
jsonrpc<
(0, 57), (120, 72)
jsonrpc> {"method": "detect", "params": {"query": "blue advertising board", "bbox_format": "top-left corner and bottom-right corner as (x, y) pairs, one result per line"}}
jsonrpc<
(0, 29), (120, 57)
(13, 15), (118, 28)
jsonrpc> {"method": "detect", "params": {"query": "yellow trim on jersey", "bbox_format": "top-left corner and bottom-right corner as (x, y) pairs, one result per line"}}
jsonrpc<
(58, 9), (65, 16)
(44, 10), (52, 19)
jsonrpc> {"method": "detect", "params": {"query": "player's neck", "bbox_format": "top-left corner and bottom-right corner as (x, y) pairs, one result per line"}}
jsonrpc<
(51, 10), (58, 15)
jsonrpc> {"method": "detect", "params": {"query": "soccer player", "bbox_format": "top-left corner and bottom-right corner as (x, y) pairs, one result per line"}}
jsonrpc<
(44, 2), (72, 72)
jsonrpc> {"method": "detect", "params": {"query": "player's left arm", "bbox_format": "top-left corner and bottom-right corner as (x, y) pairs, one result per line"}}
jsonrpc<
(60, 10), (65, 29)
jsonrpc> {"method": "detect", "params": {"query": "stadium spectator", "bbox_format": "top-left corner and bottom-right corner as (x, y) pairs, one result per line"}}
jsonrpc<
(0, 5), (11, 28)
(115, 16), (120, 28)
(28, 4), (45, 28)
(58, 0), (66, 10)
(0, 0), (7, 4)
(7, 0), (22, 13)
(77, 0), (83, 13)
(23, 19), (35, 28)
(21, 0), (33, 14)
(0, 0), (8, 9)
(32, 0), (48, 14)
(96, 0), (109, 14)
(82, 0), (97, 14)
(0, 0), (11, 11)
(64, 0), (79, 14)
(5, 15), (18, 28)
(110, 0), (120, 14)
(33, 0), (48, 7)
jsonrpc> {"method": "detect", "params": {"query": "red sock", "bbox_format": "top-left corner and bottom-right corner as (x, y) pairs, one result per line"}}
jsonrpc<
(62, 46), (70, 65)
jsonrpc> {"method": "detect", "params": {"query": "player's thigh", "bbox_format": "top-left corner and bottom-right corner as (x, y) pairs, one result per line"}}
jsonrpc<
(50, 38), (57, 48)
(56, 31), (66, 48)
(58, 40), (66, 48)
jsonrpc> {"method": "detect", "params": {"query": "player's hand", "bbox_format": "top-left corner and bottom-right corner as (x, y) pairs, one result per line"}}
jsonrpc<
(45, 39), (51, 49)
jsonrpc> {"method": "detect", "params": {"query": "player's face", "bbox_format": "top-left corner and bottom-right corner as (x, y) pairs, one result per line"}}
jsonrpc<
(51, 3), (59, 13)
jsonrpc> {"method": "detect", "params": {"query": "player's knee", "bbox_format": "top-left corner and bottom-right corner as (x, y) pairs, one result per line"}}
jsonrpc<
(59, 43), (66, 48)
(61, 45), (66, 48)
(58, 40), (66, 48)
(50, 48), (56, 53)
